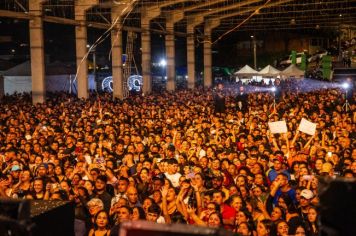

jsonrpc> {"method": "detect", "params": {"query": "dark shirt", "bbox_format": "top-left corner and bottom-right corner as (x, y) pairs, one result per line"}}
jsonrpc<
(95, 191), (112, 213)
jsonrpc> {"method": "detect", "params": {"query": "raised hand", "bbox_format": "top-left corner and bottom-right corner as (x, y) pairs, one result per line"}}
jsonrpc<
(161, 186), (169, 199)
(186, 206), (196, 215)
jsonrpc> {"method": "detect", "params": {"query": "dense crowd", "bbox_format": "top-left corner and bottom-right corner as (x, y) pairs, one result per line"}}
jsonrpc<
(0, 78), (355, 236)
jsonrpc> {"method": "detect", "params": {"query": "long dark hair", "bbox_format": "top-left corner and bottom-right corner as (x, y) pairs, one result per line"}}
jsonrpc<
(133, 206), (146, 220)
(93, 210), (110, 230)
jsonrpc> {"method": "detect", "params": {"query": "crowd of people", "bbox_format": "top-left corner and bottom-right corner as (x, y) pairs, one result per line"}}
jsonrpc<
(0, 78), (355, 236)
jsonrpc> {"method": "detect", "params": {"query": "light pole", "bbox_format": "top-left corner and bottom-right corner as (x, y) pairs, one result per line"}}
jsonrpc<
(251, 35), (257, 70)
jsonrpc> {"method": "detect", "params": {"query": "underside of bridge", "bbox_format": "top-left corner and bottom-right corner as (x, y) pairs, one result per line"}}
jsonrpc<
(0, 0), (355, 103)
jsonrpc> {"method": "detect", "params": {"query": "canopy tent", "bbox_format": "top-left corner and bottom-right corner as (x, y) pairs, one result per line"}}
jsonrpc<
(234, 65), (258, 77)
(258, 65), (281, 77)
(234, 65), (259, 84)
(280, 64), (305, 78)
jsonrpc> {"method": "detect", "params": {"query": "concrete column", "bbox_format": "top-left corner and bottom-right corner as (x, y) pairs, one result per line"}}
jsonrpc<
(111, 8), (123, 99)
(186, 25), (195, 89)
(186, 16), (203, 89)
(203, 33), (212, 88)
(75, 0), (98, 99)
(29, 0), (46, 104)
(141, 7), (162, 94)
(141, 17), (152, 94)
(165, 12), (184, 91)
(203, 19), (220, 88)
(165, 20), (175, 91)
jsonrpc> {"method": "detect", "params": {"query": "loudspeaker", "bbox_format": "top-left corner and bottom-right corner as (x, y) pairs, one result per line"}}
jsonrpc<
(0, 200), (75, 236)
(318, 177), (356, 236)
(0, 199), (30, 235)
(119, 220), (235, 236)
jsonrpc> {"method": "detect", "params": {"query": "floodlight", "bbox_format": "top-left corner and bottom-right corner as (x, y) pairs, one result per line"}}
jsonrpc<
(159, 59), (167, 67)
(342, 82), (349, 89)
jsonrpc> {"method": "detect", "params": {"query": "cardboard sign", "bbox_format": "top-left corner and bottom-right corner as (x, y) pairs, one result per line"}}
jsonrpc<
(298, 118), (316, 135)
(268, 121), (288, 134)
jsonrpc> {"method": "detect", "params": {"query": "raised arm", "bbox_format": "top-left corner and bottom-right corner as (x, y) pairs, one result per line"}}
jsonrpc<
(187, 206), (206, 226)
(161, 187), (171, 224)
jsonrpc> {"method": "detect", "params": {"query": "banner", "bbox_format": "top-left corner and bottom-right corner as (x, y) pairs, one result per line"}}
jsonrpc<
(268, 121), (288, 134)
(298, 118), (317, 135)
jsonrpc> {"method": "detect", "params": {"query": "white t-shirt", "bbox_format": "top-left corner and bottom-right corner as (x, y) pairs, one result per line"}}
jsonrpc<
(164, 172), (181, 188)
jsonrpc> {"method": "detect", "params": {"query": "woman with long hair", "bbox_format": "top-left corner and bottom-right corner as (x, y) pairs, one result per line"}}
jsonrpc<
(88, 210), (111, 236)
(256, 219), (273, 236)
(187, 206), (223, 228)
(54, 165), (66, 182)
(306, 206), (319, 236)
(132, 206), (146, 221)
(13, 169), (32, 199)
(236, 221), (255, 236)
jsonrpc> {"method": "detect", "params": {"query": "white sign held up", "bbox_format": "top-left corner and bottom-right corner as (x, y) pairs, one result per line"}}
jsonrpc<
(298, 118), (317, 135)
(268, 121), (288, 134)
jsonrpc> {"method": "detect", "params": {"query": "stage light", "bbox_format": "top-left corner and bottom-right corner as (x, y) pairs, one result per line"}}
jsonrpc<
(271, 87), (276, 92)
(342, 82), (349, 89)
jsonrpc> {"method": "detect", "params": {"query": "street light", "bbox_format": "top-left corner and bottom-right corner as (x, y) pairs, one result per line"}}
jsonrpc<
(251, 35), (257, 70)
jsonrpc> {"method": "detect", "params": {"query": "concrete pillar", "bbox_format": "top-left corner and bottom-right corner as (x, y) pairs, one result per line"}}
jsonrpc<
(29, 0), (46, 104)
(111, 8), (124, 99)
(74, 0), (98, 99)
(141, 8), (162, 94)
(186, 16), (203, 89)
(141, 18), (151, 94)
(165, 12), (184, 91)
(186, 25), (195, 89)
(165, 20), (175, 91)
(203, 19), (220, 88)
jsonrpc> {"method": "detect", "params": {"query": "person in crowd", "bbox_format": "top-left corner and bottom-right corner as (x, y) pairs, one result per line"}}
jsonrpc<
(88, 210), (111, 236)
(213, 83), (226, 114)
(235, 86), (248, 112)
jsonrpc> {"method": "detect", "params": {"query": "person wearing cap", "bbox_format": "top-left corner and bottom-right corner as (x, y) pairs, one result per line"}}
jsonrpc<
(10, 164), (22, 183)
(320, 162), (334, 177)
(298, 189), (314, 222)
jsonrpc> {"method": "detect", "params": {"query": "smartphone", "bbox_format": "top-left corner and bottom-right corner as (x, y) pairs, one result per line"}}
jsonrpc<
(327, 151), (332, 157)
(303, 175), (313, 181)
(187, 172), (195, 179)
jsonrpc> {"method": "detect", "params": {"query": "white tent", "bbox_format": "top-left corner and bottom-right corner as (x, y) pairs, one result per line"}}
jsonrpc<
(280, 64), (305, 79)
(234, 65), (258, 76)
(258, 65), (281, 77)
(234, 65), (259, 84)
